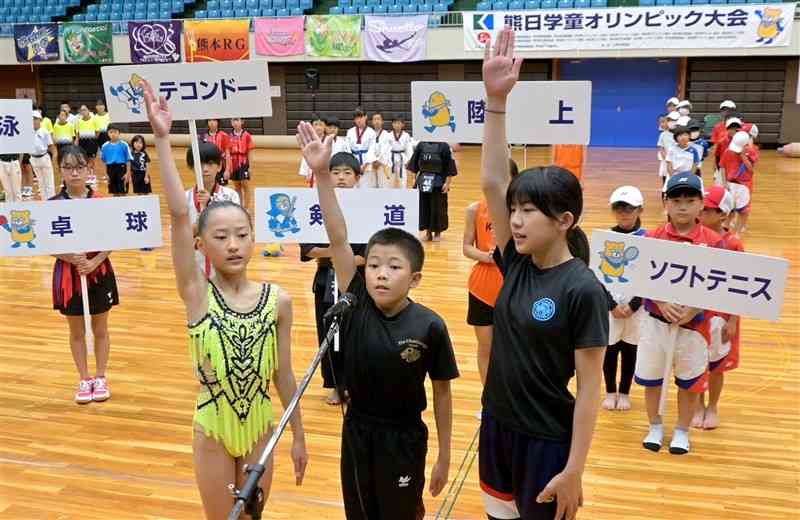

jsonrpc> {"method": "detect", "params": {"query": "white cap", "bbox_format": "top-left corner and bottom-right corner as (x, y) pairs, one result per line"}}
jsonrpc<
(677, 115), (692, 127)
(667, 111), (681, 121)
(725, 117), (743, 128)
(728, 131), (750, 153)
(677, 100), (692, 109)
(719, 100), (736, 110)
(32, 110), (42, 119)
(748, 124), (759, 139)
(609, 186), (644, 207)
(666, 97), (680, 106)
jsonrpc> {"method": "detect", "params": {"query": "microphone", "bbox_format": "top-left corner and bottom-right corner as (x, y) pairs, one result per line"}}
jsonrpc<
(324, 292), (358, 320)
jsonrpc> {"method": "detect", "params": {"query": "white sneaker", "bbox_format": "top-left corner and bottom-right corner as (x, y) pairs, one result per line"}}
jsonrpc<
(669, 428), (690, 455)
(643, 424), (664, 452)
(75, 379), (93, 404)
(92, 376), (111, 402)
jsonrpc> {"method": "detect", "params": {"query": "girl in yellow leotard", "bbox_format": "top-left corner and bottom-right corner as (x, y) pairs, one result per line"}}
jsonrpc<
(143, 80), (308, 520)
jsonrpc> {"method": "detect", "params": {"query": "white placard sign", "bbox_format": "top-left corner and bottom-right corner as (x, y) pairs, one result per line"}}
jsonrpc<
(0, 196), (163, 257)
(411, 81), (591, 145)
(101, 61), (272, 123)
(0, 99), (34, 154)
(254, 188), (419, 243)
(590, 230), (789, 322)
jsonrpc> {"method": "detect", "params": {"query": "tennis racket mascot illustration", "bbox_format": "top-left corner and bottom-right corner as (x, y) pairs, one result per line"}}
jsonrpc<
(598, 240), (640, 283)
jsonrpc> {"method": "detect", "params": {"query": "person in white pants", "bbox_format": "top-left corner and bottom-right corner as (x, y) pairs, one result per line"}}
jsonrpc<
(0, 154), (22, 202)
(30, 110), (57, 200)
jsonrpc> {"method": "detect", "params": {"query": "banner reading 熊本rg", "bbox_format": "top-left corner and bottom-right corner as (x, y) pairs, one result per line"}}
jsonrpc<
(255, 17), (305, 57)
(184, 19), (250, 62)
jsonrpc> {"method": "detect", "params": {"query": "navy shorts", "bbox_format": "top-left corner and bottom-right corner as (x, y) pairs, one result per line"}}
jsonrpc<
(479, 412), (570, 520)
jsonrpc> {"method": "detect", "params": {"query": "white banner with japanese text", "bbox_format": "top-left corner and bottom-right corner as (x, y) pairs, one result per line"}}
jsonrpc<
(590, 230), (789, 322)
(0, 196), (163, 256)
(254, 188), (418, 243)
(411, 81), (591, 144)
(465, 4), (793, 51)
(101, 61), (271, 123)
(0, 99), (34, 154)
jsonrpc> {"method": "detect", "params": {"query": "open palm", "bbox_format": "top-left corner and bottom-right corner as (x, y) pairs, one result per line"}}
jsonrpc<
(142, 79), (173, 138)
(483, 27), (523, 99)
(296, 121), (333, 174)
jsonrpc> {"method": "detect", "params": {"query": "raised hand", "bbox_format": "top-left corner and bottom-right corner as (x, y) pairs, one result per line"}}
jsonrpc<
(482, 26), (523, 100)
(296, 121), (333, 175)
(142, 79), (172, 138)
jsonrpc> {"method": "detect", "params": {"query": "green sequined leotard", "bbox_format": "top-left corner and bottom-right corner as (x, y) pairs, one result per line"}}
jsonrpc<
(189, 282), (279, 457)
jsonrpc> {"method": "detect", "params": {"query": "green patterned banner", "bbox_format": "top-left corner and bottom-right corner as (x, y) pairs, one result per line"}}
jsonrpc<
(305, 15), (362, 58)
(63, 22), (114, 64)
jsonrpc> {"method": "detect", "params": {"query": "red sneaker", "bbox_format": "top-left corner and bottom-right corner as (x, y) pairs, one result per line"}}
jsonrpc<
(92, 377), (111, 402)
(75, 379), (93, 404)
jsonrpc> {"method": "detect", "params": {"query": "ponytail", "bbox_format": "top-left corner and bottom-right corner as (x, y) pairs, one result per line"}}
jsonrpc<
(567, 226), (590, 266)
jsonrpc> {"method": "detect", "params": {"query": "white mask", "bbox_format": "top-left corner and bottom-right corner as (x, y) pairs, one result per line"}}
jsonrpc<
(690, 130), (700, 140)
(667, 121), (677, 130)
(678, 107), (690, 116)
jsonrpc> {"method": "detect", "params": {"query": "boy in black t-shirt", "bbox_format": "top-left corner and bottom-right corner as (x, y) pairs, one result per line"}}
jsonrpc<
(297, 121), (459, 520)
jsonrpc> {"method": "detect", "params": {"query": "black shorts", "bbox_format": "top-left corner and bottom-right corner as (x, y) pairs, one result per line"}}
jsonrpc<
(21, 153), (31, 166)
(131, 169), (151, 194)
(467, 292), (494, 327)
(479, 413), (570, 520)
(230, 163), (250, 182)
(107, 163), (128, 194)
(79, 138), (98, 158)
(215, 163), (228, 186)
(97, 131), (110, 148)
(341, 411), (427, 520)
(53, 262), (119, 316)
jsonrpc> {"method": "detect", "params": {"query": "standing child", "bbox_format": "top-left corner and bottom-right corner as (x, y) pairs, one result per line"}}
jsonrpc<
(666, 126), (701, 183)
(228, 117), (255, 211)
(76, 105), (98, 185)
(129, 135), (151, 196)
(143, 81), (308, 519)
(99, 125), (133, 197)
(50, 145), (119, 404)
(696, 186), (743, 430)
(202, 118), (230, 186)
(407, 141), (457, 242)
(386, 117), (414, 189)
(711, 100), (737, 149)
(298, 114), (327, 187)
(346, 108), (376, 183)
(30, 110), (57, 201)
(602, 186), (647, 412)
(636, 174), (722, 455)
(463, 158), (519, 388)
(53, 109), (77, 167)
(298, 120), (457, 520)
(478, 29), (608, 520)
(299, 151), (366, 406)
(94, 99), (111, 182)
(720, 130), (757, 237)
(657, 114), (676, 189)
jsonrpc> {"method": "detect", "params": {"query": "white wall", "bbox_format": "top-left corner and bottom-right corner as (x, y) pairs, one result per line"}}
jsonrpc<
(0, 20), (797, 65)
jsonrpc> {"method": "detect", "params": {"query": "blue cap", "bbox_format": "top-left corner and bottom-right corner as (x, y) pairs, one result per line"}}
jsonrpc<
(665, 174), (703, 196)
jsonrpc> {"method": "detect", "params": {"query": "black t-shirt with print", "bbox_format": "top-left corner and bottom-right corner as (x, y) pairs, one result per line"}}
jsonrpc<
(131, 151), (150, 173)
(483, 241), (609, 442)
(340, 273), (459, 424)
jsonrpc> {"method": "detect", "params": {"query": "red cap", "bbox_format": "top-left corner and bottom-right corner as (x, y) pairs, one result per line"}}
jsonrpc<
(704, 186), (734, 214)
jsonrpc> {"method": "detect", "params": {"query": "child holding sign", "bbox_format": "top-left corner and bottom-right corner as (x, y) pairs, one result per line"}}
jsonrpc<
(143, 81), (308, 519)
(297, 120), (458, 520)
(479, 28), (608, 520)
(299, 151), (366, 406)
(636, 174), (723, 455)
(50, 145), (118, 404)
(696, 186), (743, 430)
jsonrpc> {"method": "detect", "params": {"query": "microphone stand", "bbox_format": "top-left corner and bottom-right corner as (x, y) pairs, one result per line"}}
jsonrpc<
(227, 313), (344, 520)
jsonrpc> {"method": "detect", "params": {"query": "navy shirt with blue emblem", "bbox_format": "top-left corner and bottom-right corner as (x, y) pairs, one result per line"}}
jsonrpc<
(483, 240), (609, 442)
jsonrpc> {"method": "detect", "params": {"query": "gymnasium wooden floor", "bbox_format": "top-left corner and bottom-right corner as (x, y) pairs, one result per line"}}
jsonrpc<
(0, 145), (797, 519)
